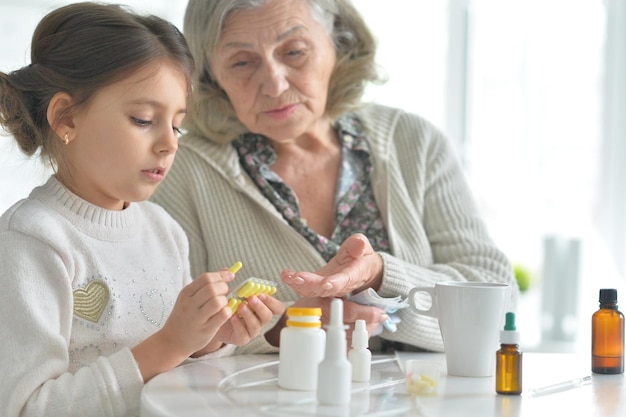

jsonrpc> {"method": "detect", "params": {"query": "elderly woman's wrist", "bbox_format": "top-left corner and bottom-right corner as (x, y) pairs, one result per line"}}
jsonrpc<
(367, 252), (384, 291)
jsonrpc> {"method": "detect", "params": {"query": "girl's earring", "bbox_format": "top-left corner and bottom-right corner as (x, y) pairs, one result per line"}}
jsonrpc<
(63, 133), (69, 145)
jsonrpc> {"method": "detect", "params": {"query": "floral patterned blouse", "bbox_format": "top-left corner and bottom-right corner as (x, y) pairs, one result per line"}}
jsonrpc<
(233, 113), (390, 262)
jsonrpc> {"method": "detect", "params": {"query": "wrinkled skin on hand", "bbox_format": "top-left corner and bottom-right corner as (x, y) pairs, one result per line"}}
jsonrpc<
(280, 234), (387, 343)
(282, 233), (384, 297)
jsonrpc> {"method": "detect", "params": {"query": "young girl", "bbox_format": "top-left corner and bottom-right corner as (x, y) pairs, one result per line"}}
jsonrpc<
(0, 3), (283, 417)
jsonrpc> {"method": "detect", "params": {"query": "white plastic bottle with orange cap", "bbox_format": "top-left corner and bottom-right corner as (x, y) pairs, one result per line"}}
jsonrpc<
(278, 307), (326, 391)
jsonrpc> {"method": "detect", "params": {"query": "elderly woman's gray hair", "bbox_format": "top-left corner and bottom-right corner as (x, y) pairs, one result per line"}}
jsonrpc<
(183, 0), (382, 144)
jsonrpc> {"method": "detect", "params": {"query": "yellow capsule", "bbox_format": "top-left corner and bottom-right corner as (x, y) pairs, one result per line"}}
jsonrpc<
(227, 298), (242, 313)
(237, 281), (258, 298)
(235, 281), (253, 298)
(228, 261), (243, 274)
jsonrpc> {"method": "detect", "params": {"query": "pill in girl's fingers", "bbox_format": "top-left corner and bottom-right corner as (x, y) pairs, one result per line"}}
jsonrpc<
(228, 261), (243, 274)
(227, 298), (242, 312)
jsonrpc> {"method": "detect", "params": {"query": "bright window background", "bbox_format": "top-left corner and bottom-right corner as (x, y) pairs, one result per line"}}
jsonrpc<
(357, 1), (448, 131)
(462, 0), (616, 350)
(1, 0), (623, 352)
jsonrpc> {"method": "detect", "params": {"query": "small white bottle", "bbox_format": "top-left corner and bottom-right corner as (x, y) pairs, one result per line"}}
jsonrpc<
(317, 298), (352, 405)
(278, 307), (325, 391)
(348, 319), (371, 382)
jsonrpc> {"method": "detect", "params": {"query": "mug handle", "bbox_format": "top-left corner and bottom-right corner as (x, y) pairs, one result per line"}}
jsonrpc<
(408, 287), (437, 318)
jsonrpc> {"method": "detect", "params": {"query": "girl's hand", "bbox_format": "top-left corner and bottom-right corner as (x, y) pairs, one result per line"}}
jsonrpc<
(160, 270), (233, 356)
(133, 270), (234, 382)
(212, 293), (285, 346)
(282, 233), (384, 298)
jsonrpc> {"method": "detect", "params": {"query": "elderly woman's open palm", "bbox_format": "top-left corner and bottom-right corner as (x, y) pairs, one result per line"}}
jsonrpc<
(282, 234), (384, 298)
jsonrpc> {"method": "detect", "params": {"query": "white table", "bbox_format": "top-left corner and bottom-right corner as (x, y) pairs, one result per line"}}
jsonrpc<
(140, 352), (625, 417)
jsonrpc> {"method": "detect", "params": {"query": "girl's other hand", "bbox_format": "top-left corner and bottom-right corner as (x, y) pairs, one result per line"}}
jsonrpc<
(212, 293), (285, 346)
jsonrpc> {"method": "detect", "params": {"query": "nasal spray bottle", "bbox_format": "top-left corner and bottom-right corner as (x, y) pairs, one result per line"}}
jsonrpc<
(317, 298), (352, 406)
(348, 319), (371, 382)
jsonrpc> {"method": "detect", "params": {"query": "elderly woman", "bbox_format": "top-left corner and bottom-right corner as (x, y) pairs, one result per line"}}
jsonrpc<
(152, 0), (517, 353)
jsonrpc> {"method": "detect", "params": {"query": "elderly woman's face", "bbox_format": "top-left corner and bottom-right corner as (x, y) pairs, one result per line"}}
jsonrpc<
(211, 0), (337, 141)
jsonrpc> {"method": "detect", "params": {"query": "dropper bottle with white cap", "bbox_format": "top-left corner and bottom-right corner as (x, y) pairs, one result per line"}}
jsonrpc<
(317, 298), (352, 405)
(348, 319), (371, 382)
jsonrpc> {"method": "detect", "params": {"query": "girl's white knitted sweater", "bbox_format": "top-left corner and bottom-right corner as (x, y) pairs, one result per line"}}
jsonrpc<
(0, 176), (230, 417)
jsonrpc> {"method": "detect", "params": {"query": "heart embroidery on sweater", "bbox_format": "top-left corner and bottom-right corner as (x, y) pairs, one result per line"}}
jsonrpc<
(73, 280), (110, 323)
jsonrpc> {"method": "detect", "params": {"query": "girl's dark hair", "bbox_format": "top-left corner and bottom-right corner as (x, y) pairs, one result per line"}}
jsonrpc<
(0, 2), (194, 166)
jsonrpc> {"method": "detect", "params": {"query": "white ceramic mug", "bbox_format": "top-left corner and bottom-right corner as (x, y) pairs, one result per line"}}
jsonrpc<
(408, 282), (511, 377)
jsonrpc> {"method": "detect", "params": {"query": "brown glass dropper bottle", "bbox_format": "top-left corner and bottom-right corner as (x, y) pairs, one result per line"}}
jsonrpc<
(496, 312), (522, 395)
(592, 288), (624, 374)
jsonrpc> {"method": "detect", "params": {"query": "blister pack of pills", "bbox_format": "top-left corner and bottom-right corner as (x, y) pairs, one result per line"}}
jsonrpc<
(227, 277), (277, 313)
